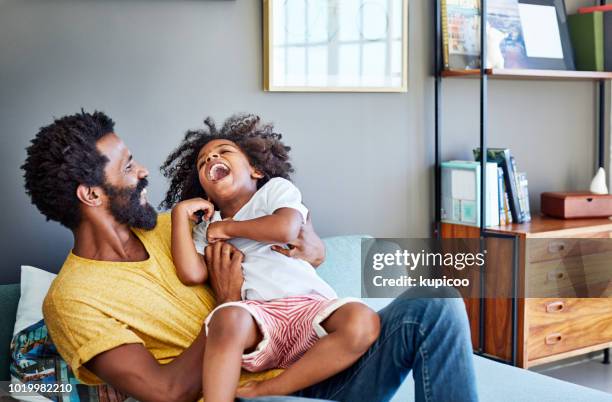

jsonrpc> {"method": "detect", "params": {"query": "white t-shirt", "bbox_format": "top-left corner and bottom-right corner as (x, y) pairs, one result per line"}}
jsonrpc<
(193, 177), (337, 301)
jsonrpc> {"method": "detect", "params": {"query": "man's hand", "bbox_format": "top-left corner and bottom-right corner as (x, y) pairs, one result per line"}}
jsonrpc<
(271, 213), (326, 267)
(204, 241), (244, 304)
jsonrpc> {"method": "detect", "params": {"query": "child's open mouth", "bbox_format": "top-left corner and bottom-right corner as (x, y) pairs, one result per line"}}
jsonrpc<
(208, 162), (231, 182)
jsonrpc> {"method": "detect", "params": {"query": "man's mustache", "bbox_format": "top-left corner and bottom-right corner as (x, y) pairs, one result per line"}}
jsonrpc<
(136, 178), (149, 193)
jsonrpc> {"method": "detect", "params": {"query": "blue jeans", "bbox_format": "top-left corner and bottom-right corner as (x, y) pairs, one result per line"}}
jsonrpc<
(241, 293), (478, 402)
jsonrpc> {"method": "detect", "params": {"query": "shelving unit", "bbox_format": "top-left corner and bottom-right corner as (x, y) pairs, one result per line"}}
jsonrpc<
(433, 0), (611, 367)
(441, 68), (612, 81)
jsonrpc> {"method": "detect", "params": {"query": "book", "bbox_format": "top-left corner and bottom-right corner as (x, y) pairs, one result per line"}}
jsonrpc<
(441, 0), (528, 69)
(441, 0), (450, 69)
(578, 5), (612, 14)
(576, 6), (612, 71)
(606, 12), (612, 71)
(441, 161), (500, 227)
(442, 0), (481, 70)
(497, 167), (506, 225)
(473, 148), (524, 223)
(498, 166), (513, 224)
(510, 156), (529, 223)
(568, 12), (604, 71)
(518, 172), (531, 222)
(504, 187), (512, 223)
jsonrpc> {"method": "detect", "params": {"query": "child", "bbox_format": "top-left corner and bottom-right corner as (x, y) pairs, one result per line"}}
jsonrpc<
(161, 114), (380, 402)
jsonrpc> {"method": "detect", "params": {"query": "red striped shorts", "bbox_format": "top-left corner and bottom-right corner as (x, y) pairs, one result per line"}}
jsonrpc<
(204, 295), (363, 372)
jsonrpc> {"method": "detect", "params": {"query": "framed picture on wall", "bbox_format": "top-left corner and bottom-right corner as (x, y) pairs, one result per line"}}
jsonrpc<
(517, 0), (575, 70)
(263, 0), (408, 92)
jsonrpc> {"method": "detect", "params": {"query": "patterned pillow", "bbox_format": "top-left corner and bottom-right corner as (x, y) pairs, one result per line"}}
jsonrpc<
(10, 319), (128, 402)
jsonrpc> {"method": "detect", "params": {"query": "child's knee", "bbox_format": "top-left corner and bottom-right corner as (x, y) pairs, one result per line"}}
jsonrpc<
(208, 306), (253, 340)
(338, 304), (381, 353)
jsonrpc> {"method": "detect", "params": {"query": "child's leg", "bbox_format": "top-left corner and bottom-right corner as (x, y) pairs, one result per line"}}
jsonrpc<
(203, 306), (261, 402)
(237, 302), (380, 397)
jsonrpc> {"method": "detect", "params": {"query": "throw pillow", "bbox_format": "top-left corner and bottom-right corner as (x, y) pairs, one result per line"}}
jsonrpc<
(10, 266), (127, 402)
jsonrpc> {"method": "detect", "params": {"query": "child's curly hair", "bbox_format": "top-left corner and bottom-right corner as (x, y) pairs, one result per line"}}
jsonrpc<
(160, 114), (294, 210)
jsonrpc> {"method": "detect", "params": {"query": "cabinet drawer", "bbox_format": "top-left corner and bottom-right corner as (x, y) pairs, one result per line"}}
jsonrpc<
(526, 252), (612, 297)
(526, 299), (612, 360)
(526, 298), (612, 323)
(527, 232), (612, 264)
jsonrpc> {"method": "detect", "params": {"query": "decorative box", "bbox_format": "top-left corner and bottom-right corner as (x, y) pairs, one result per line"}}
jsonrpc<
(541, 192), (612, 219)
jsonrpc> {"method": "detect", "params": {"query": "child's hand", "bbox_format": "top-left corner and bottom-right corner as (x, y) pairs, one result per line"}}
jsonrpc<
(207, 219), (234, 243)
(174, 198), (214, 223)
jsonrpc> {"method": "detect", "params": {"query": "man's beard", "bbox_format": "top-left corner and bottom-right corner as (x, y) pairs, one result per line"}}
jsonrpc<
(102, 178), (158, 230)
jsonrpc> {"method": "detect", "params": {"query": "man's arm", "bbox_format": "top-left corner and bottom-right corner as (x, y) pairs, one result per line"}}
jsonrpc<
(85, 242), (244, 402)
(85, 334), (205, 402)
(271, 213), (326, 267)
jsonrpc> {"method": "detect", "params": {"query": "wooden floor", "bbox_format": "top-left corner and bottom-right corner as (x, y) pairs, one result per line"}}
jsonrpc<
(533, 352), (612, 395)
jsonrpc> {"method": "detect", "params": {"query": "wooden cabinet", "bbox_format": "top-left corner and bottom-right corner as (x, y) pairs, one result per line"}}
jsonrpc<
(441, 216), (612, 368)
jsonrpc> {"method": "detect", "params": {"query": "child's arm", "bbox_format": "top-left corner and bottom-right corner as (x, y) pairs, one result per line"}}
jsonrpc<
(171, 198), (214, 285)
(271, 213), (326, 268)
(207, 208), (302, 245)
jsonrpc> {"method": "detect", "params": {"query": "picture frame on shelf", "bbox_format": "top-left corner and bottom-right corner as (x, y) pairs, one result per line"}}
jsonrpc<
(263, 0), (408, 92)
(517, 0), (575, 70)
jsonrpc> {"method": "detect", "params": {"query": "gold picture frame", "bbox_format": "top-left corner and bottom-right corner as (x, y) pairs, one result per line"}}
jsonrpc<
(263, 0), (408, 92)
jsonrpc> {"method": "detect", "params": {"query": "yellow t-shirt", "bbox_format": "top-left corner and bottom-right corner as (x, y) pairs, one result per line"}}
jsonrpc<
(43, 212), (280, 386)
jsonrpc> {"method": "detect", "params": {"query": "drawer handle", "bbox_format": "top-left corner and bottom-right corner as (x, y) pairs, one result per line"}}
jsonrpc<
(548, 241), (567, 253)
(545, 333), (563, 345)
(547, 271), (566, 281)
(545, 301), (565, 313)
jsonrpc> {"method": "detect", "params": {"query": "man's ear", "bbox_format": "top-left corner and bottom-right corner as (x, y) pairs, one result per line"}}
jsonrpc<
(76, 184), (103, 207)
(251, 169), (265, 179)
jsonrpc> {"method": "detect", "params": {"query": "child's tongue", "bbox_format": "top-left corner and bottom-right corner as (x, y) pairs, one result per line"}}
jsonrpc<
(211, 164), (230, 181)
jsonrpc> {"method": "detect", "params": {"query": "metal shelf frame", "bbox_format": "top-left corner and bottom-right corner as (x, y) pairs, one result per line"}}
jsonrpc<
(433, 0), (608, 367)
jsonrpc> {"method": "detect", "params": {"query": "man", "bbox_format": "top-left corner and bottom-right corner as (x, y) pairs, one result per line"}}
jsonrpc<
(22, 111), (478, 402)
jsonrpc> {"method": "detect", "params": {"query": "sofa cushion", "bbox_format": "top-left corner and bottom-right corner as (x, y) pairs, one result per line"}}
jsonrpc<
(0, 283), (19, 381)
(13, 266), (56, 335)
(318, 235), (369, 298)
(11, 319), (127, 401)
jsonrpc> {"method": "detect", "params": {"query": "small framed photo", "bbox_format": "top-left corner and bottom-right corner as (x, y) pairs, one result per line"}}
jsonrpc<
(263, 0), (408, 92)
(517, 0), (575, 70)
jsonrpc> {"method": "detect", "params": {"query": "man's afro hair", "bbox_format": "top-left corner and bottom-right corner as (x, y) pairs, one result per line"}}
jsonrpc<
(22, 110), (114, 229)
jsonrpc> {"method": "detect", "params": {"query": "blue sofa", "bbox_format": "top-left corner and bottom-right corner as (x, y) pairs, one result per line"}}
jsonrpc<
(1, 236), (611, 401)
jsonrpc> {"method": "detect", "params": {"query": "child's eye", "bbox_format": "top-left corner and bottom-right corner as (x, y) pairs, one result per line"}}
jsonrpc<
(125, 164), (132, 172)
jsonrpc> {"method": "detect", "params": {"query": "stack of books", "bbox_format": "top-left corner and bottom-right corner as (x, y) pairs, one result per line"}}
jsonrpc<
(474, 148), (531, 225)
(568, 5), (612, 71)
(440, 148), (531, 228)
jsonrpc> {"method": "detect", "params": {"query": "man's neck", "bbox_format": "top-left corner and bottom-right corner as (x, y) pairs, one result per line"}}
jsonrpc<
(72, 216), (148, 262)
